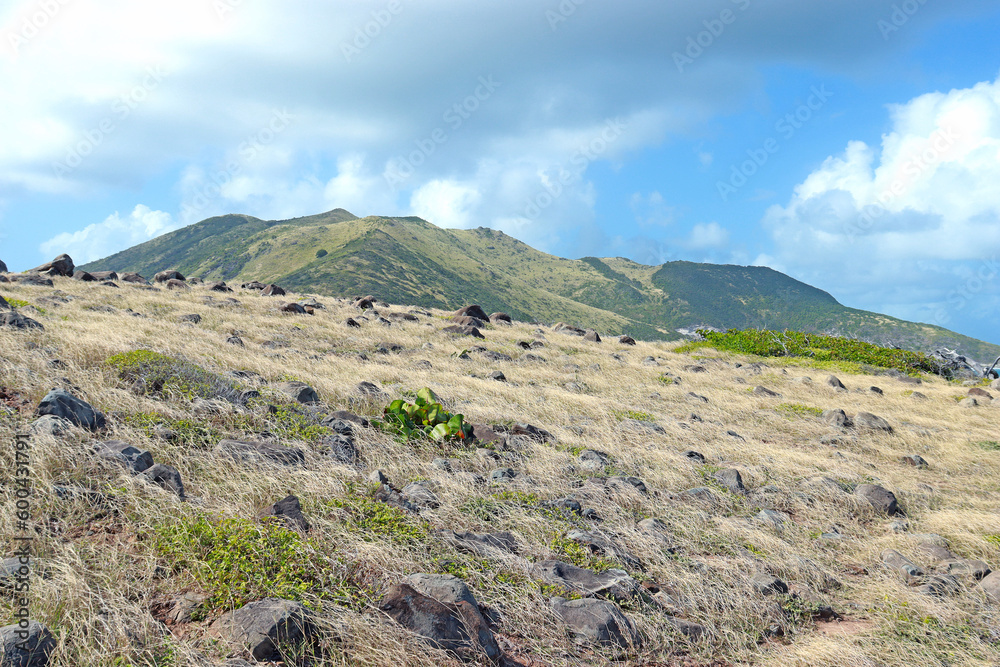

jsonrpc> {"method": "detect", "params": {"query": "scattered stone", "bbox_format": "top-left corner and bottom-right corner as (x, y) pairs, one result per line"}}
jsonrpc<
(31, 253), (74, 276)
(756, 509), (790, 528)
(678, 487), (717, 505)
(28, 415), (73, 438)
(72, 270), (97, 281)
(209, 598), (315, 661)
(827, 375), (847, 391)
(686, 392), (709, 403)
(489, 312), (512, 325)
(714, 469), (746, 494)
(442, 324), (485, 338)
(751, 573), (789, 595)
(487, 370), (507, 382)
(753, 386), (780, 397)
(121, 272), (148, 284)
(535, 560), (640, 602)
(881, 550), (924, 583)
(402, 482), (440, 509)
(855, 484), (902, 516)
(917, 574), (962, 597)
(947, 559), (991, 580)
(215, 439), (305, 466)
(154, 270), (185, 283)
(36, 388), (105, 431)
(852, 411), (892, 432)
(178, 313), (201, 324)
(550, 597), (641, 648)
(683, 450), (706, 463)
(142, 463), (185, 499)
(94, 440), (153, 473)
(583, 329), (601, 343)
(168, 592), (208, 624)
(0, 620), (56, 667)
(579, 449), (610, 471)
(260, 284), (286, 296)
(438, 530), (518, 558)
(980, 571), (1000, 602)
(226, 334), (244, 347)
(822, 409), (852, 428)
(261, 494), (310, 532)
(960, 397), (979, 408)
(0, 311), (44, 330)
(901, 454), (928, 468)
(279, 302), (308, 314)
(618, 335), (636, 345)
(870, 386), (884, 395)
(165, 278), (188, 289)
(277, 381), (319, 404)
(452, 305), (489, 321)
(969, 387), (994, 399)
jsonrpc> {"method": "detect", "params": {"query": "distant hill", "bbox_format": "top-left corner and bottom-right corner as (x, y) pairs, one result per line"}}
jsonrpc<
(81, 209), (1000, 359)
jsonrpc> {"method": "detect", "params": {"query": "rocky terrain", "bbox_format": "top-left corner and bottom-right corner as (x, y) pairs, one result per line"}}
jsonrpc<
(3, 255), (1000, 666)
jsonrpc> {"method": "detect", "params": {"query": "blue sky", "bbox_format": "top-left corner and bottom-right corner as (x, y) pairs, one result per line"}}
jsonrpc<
(2, 0), (1000, 346)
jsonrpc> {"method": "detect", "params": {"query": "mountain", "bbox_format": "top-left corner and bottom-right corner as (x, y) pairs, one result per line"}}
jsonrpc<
(80, 208), (1000, 359)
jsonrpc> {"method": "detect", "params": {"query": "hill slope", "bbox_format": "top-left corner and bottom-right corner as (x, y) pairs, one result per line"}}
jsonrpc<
(80, 209), (1000, 359)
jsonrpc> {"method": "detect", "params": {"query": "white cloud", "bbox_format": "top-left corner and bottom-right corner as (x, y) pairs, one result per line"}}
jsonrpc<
(410, 180), (482, 229)
(630, 191), (675, 228)
(685, 222), (729, 249)
(39, 204), (177, 264)
(761, 76), (1000, 327)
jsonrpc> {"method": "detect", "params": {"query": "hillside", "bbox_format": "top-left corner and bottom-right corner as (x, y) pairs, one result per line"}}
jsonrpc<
(4, 275), (1000, 666)
(80, 209), (1000, 360)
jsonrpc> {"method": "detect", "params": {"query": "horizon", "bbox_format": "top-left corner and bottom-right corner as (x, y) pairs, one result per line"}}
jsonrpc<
(2, 2), (999, 345)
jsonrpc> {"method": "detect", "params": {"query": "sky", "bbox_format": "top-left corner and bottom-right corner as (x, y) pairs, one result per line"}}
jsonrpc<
(1, 1), (1000, 347)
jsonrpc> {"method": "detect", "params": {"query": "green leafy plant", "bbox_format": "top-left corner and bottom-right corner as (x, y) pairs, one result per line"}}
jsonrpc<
(377, 387), (473, 441)
(326, 492), (428, 544)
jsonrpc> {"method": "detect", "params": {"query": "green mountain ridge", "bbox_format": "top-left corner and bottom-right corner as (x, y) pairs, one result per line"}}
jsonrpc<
(80, 208), (1000, 360)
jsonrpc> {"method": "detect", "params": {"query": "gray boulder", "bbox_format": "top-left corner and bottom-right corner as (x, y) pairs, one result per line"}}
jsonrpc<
(855, 412), (893, 432)
(141, 463), (185, 499)
(0, 620), (56, 667)
(30, 253), (74, 276)
(550, 597), (640, 648)
(94, 440), (153, 473)
(276, 381), (319, 404)
(437, 530), (518, 558)
(260, 495), (309, 532)
(0, 312), (43, 331)
(534, 560), (640, 602)
(214, 439), (304, 466)
(36, 388), (105, 431)
(855, 484), (902, 516)
(209, 598), (314, 661)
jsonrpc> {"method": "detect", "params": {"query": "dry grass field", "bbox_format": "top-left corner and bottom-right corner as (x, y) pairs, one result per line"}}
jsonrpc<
(3, 274), (1000, 666)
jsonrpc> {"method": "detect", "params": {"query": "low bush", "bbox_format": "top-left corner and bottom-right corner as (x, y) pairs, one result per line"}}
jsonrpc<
(105, 350), (240, 402)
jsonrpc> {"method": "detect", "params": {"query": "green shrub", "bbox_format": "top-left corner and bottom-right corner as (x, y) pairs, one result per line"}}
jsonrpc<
(326, 492), (428, 544)
(154, 514), (332, 608)
(376, 387), (472, 442)
(974, 441), (1000, 451)
(315, 249), (328, 258)
(612, 409), (654, 422)
(776, 403), (824, 419)
(105, 350), (239, 402)
(680, 329), (945, 377)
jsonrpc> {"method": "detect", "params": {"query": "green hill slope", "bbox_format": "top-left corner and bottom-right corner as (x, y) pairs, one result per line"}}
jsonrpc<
(80, 209), (1000, 359)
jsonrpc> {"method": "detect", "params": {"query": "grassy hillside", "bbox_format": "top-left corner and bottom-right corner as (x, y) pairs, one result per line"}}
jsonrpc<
(80, 210), (1000, 359)
(4, 276), (1000, 666)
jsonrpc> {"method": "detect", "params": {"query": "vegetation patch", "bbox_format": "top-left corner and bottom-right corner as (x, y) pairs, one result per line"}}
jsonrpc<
(776, 403), (824, 419)
(125, 412), (222, 449)
(105, 350), (240, 402)
(612, 409), (655, 422)
(974, 441), (1000, 451)
(679, 329), (945, 376)
(326, 491), (429, 544)
(154, 514), (334, 609)
(549, 534), (616, 572)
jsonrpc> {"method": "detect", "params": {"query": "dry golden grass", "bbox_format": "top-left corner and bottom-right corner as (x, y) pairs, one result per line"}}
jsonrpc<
(2, 277), (1000, 666)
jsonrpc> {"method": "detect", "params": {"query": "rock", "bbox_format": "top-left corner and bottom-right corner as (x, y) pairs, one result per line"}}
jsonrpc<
(94, 440), (154, 473)
(167, 592), (208, 624)
(751, 573), (789, 595)
(0, 311), (44, 330)
(121, 272), (148, 284)
(855, 412), (893, 432)
(324, 410), (369, 428)
(470, 424), (504, 447)
(11, 274), (53, 286)
(683, 450), (706, 463)
(881, 550), (924, 583)
(277, 381), (319, 404)
(753, 386), (780, 397)
(142, 463), (185, 499)
(206, 281), (232, 292)
(553, 322), (586, 336)
(901, 454), (928, 468)
(870, 386), (884, 395)
(583, 329), (601, 343)
(687, 392), (709, 403)
(261, 494), (310, 532)
(756, 509), (790, 528)
(402, 482), (440, 509)
(165, 278), (188, 289)
(368, 470), (390, 485)
(490, 467), (516, 481)
(36, 388), (105, 431)
(154, 270), (184, 283)
(321, 433), (358, 465)
(226, 334), (244, 347)
(666, 616), (706, 641)
(509, 422), (553, 442)
(0, 260), (6, 273)
(826, 375), (847, 391)
(855, 484), (902, 516)
(822, 409), (852, 428)
(355, 381), (385, 397)
(679, 487), (717, 505)
(487, 370), (507, 382)
(344, 317), (361, 328)
(980, 570), (1000, 602)
(960, 397), (979, 408)
(579, 449), (611, 471)
(279, 302), (308, 314)
(452, 315), (485, 328)
(0, 620), (57, 666)
(947, 559), (991, 580)
(214, 439), (305, 466)
(969, 387), (994, 399)
(714, 469), (745, 494)
(257, 284), (284, 296)
(534, 560), (640, 601)
(30, 253), (74, 276)
(178, 313), (201, 324)
(452, 305), (489, 321)
(72, 270), (96, 281)
(917, 574), (962, 597)
(442, 324), (485, 338)
(209, 598), (315, 661)
(618, 335), (636, 345)
(549, 597), (641, 648)
(28, 415), (72, 438)
(438, 530), (518, 558)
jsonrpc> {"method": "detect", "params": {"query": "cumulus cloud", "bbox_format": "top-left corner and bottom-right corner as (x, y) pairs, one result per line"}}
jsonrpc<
(685, 222), (730, 249)
(39, 204), (177, 264)
(761, 76), (1000, 328)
